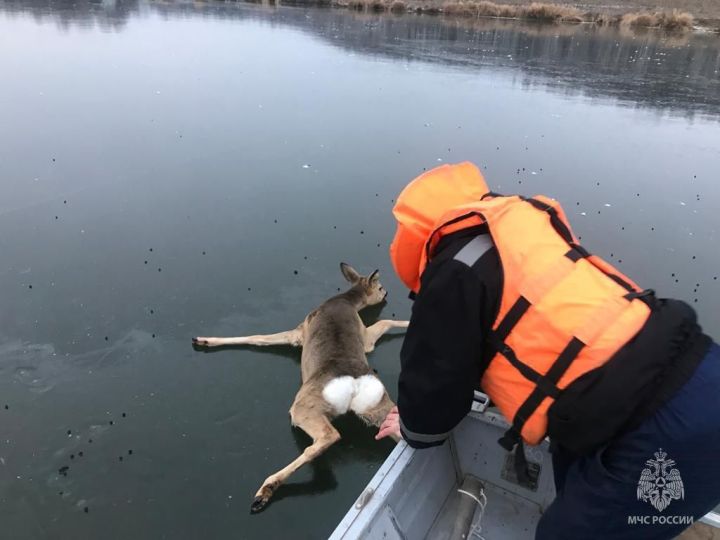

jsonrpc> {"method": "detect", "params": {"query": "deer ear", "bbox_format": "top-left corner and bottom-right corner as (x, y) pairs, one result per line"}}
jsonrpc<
(340, 262), (362, 284)
(368, 270), (380, 283)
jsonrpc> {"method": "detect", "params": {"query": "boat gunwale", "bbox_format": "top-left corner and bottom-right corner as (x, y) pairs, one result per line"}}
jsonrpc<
(329, 409), (720, 538)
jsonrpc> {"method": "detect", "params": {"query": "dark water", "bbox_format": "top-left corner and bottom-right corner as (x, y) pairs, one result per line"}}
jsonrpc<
(0, 1), (719, 538)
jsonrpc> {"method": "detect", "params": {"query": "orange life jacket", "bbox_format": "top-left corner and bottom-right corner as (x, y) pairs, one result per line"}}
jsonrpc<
(390, 162), (653, 447)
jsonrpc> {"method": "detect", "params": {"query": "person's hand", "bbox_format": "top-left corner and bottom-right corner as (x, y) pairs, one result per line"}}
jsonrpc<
(375, 406), (402, 441)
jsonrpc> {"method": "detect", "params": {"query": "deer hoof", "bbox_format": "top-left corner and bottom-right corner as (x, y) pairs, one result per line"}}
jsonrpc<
(250, 482), (277, 514)
(250, 495), (269, 514)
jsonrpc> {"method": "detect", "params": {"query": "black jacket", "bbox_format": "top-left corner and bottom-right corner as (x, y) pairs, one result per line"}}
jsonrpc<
(398, 228), (712, 454)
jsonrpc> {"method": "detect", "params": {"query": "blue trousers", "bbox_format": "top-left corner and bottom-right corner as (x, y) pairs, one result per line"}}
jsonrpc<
(536, 343), (720, 539)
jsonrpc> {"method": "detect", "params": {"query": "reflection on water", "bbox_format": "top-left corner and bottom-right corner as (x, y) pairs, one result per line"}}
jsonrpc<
(0, 0), (142, 30)
(3, 0), (720, 119)
(0, 1), (719, 539)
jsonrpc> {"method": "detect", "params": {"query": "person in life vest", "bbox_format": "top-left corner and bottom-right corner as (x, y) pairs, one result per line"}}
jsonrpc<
(375, 162), (720, 539)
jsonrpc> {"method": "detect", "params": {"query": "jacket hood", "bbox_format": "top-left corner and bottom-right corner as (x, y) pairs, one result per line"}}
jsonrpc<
(389, 162), (489, 293)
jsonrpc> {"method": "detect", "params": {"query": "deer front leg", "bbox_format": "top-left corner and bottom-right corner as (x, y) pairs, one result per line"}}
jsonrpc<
(364, 320), (409, 353)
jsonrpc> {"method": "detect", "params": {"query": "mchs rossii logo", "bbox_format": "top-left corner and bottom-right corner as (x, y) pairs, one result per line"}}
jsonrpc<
(628, 449), (692, 527)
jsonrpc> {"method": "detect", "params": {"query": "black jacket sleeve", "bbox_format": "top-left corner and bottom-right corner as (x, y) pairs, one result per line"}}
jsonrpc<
(397, 258), (487, 449)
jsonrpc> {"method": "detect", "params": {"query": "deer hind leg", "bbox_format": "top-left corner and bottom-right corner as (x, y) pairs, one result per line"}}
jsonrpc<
(250, 395), (340, 513)
(192, 328), (302, 348)
(364, 319), (409, 353)
(357, 392), (401, 443)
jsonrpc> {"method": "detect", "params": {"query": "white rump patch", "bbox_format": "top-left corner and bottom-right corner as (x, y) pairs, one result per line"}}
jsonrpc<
(322, 374), (384, 415)
(322, 376), (355, 415)
(349, 375), (384, 414)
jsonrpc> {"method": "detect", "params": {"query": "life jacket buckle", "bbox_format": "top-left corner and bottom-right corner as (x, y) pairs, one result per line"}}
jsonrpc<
(624, 288), (656, 307)
(627, 288), (655, 299)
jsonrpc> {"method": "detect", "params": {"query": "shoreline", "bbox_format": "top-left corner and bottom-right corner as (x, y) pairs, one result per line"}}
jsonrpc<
(271, 0), (720, 33)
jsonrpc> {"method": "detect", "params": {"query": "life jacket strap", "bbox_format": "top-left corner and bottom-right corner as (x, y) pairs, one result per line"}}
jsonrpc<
(490, 294), (567, 396)
(514, 441), (532, 485)
(496, 337), (585, 460)
(425, 211), (485, 261)
(524, 196), (646, 296)
(565, 245), (591, 261)
(498, 426), (521, 451)
(522, 196), (575, 245)
(494, 296), (531, 341)
(497, 430), (532, 486)
(489, 336), (558, 395)
(570, 247), (640, 294)
(508, 337), (586, 437)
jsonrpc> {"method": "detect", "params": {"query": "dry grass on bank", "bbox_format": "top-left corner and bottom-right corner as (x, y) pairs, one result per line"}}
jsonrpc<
(621, 9), (694, 30)
(337, 0), (695, 30)
(442, 1), (584, 22)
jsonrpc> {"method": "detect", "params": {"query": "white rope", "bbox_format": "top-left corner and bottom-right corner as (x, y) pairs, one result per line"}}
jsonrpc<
(457, 487), (488, 540)
(457, 489), (484, 506)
